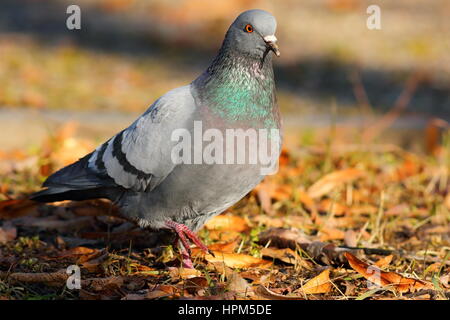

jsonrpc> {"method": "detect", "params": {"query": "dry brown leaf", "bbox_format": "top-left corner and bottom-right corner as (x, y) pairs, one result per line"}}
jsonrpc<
(60, 246), (98, 257)
(254, 180), (292, 202)
(349, 204), (378, 215)
(258, 228), (311, 250)
(319, 227), (345, 241)
(297, 189), (317, 214)
(205, 215), (249, 233)
(385, 204), (410, 216)
(146, 285), (178, 299)
(307, 169), (363, 199)
(208, 230), (242, 242)
(318, 199), (348, 216)
(227, 272), (252, 296)
(0, 223), (16, 244)
(344, 252), (433, 293)
(300, 269), (332, 294)
(256, 187), (274, 215)
(202, 251), (272, 269)
(207, 241), (238, 253)
(253, 285), (304, 300)
(0, 199), (39, 219)
(253, 215), (284, 228)
(445, 193), (450, 211)
(344, 229), (357, 247)
(261, 247), (302, 265)
(374, 255), (393, 268)
(169, 267), (202, 279)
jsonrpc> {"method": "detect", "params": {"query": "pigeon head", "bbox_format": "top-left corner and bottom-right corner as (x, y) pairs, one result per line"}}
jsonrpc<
(224, 9), (280, 59)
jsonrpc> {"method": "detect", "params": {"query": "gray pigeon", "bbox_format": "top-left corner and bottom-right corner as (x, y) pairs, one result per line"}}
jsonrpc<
(31, 9), (282, 268)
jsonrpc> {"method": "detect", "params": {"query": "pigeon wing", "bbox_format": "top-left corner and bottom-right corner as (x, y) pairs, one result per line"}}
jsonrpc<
(42, 85), (196, 194)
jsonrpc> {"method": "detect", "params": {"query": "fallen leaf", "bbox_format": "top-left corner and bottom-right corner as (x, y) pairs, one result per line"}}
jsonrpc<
(344, 252), (433, 293)
(344, 229), (357, 247)
(307, 169), (363, 199)
(208, 241), (238, 253)
(208, 230), (242, 242)
(200, 251), (272, 269)
(385, 204), (410, 216)
(205, 215), (249, 233)
(59, 246), (98, 258)
(258, 228), (311, 250)
(227, 272), (251, 296)
(374, 255), (393, 268)
(0, 199), (39, 219)
(300, 269), (332, 294)
(445, 193), (450, 211)
(253, 285), (304, 300)
(319, 227), (345, 241)
(146, 285), (178, 299)
(256, 187), (274, 215)
(169, 267), (202, 279)
(318, 199), (348, 216)
(0, 223), (16, 244)
(297, 189), (317, 215)
(253, 215), (284, 228)
(261, 247), (302, 265)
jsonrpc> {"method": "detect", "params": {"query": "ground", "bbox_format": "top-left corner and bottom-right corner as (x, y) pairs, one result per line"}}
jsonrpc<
(0, 128), (449, 300)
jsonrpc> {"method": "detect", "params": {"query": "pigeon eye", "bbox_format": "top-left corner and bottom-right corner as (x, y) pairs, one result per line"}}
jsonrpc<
(244, 24), (253, 33)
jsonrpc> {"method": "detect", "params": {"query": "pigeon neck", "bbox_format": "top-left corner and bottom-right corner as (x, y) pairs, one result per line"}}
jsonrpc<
(193, 45), (277, 128)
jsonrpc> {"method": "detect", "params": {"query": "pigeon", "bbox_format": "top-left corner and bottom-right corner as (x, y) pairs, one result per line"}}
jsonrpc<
(30, 9), (282, 268)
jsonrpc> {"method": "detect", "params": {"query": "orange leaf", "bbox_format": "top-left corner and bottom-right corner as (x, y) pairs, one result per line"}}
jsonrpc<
(301, 269), (332, 294)
(374, 255), (393, 268)
(204, 215), (249, 233)
(319, 227), (345, 241)
(344, 252), (432, 293)
(202, 251), (272, 269)
(208, 230), (242, 242)
(307, 169), (363, 199)
(169, 267), (202, 279)
(208, 241), (238, 253)
(297, 190), (317, 215)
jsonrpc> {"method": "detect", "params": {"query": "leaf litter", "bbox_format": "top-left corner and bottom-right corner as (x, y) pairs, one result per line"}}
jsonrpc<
(0, 124), (449, 300)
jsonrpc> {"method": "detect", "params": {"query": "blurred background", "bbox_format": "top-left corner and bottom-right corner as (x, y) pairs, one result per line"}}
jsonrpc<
(0, 0), (449, 159)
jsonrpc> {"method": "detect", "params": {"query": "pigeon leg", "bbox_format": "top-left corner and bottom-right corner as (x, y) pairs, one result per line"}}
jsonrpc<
(165, 220), (210, 254)
(178, 240), (194, 269)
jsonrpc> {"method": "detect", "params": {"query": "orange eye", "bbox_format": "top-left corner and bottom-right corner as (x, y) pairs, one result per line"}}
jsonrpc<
(244, 24), (253, 33)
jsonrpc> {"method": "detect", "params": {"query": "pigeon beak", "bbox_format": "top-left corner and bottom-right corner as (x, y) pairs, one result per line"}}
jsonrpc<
(264, 35), (280, 57)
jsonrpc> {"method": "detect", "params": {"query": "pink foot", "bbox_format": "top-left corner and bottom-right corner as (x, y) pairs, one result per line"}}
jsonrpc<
(165, 221), (210, 268)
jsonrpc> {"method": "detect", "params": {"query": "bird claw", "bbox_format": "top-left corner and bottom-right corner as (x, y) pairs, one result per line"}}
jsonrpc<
(165, 220), (210, 267)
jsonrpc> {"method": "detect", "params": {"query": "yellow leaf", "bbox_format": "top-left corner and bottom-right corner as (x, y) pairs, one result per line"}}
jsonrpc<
(301, 269), (332, 294)
(203, 251), (272, 269)
(307, 169), (363, 199)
